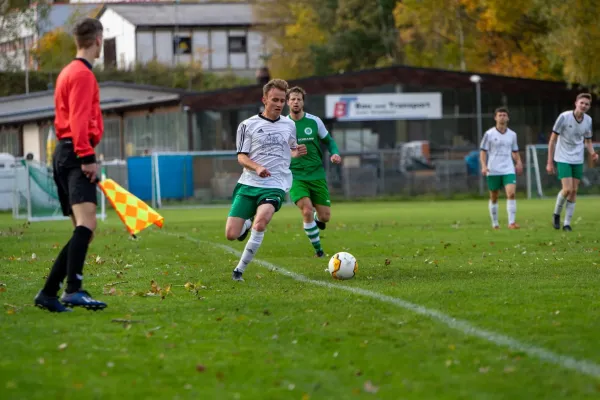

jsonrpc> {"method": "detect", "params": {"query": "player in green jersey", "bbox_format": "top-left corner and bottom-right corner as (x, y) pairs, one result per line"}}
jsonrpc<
(286, 86), (341, 257)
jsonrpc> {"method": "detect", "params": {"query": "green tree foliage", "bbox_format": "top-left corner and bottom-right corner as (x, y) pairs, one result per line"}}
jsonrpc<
(534, 0), (600, 90)
(32, 28), (76, 71)
(0, 0), (50, 71)
(0, 62), (254, 97)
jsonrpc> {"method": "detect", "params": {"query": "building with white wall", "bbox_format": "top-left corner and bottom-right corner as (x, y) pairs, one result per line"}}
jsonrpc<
(97, 2), (266, 77)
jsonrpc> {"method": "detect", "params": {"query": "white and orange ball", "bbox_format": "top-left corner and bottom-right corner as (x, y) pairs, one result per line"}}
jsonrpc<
(328, 252), (357, 280)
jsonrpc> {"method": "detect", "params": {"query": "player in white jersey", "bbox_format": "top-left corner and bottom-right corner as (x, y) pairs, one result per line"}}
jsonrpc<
(479, 107), (523, 229)
(224, 79), (307, 281)
(546, 93), (598, 231)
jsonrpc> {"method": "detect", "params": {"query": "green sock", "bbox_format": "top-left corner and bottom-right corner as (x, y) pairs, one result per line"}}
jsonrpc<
(303, 221), (322, 252)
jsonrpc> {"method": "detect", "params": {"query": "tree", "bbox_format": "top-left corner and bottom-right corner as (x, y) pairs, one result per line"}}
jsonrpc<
(393, 0), (557, 80)
(32, 28), (76, 71)
(535, 0), (600, 90)
(253, 0), (330, 79)
(0, 0), (49, 71)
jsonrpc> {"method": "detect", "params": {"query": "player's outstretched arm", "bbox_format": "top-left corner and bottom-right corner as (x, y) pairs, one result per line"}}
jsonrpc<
(546, 133), (558, 174)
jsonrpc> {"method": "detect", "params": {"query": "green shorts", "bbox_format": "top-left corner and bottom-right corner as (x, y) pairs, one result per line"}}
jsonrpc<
(486, 174), (516, 191)
(228, 183), (286, 220)
(556, 162), (583, 180)
(289, 178), (331, 206)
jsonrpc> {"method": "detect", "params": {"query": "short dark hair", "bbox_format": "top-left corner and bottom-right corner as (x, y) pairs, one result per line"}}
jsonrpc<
(576, 93), (592, 102)
(263, 78), (288, 97)
(494, 107), (509, 116)
(72, 18), (103, 49)
(287, 86), (306, 100)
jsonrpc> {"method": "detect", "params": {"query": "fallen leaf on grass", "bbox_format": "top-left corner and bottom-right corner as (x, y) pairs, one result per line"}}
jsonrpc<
(58, 343), (68, 351)
(363, 380), (379, 393)
(384, 259), (391, 266)
(196, 364), (206, 372)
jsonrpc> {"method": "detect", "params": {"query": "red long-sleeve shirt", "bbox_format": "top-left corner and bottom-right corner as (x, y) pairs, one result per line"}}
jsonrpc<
(54, 58), (103, 164)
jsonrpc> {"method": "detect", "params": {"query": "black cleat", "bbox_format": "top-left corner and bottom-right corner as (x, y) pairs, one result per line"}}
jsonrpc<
(237, 228), (250, 242)
(553, 214), (561, 230)
(563, 225), (572, 232)
(314, 249), (325, 258)
(60, 290), (107, 311)
(232, 270), (244, 281)
(34, 291), (72, 313)
(237, 218), (253, 241)
(315, 219), (326, 230)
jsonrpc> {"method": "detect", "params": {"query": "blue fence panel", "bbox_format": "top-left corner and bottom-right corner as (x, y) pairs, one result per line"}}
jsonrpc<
(126, 155), (194, 202)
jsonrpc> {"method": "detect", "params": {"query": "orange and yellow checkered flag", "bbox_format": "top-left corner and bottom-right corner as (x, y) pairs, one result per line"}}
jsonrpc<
(97, 178), (164, 237)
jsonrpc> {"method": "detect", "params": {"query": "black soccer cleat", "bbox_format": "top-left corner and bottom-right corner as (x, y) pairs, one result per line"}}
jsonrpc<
(314, 249), (325, 258)
(60, 290), (107, 311)
(237, 228), (250, 242)
(232, 270), (244, 281)
(315, 219), (326, 230)
(34, 291), (72, 313)
(563, 225), (572, 232)
(237, 217), (253, 241)
(553, 214), (561, 230)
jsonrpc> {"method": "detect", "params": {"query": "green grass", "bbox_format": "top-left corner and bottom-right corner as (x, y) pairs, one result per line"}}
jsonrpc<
(1, 199), (600, 399)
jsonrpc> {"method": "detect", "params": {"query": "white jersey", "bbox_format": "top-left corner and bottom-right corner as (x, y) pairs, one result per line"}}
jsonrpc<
(552, 111), (593, 164)
(236, 114), (298, 191)
(480, 127), (519, 175)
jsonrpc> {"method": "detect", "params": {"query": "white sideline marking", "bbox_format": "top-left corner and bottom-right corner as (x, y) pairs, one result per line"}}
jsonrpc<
(164, 231), (600, 379)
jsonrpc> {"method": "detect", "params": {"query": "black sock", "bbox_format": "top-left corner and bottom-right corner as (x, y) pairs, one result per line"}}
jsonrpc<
(41, 239), (70, 297)
(66, 226), (93, 294)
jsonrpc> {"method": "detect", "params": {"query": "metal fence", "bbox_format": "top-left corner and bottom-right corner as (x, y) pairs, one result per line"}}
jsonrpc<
(148, 147), (493, 208)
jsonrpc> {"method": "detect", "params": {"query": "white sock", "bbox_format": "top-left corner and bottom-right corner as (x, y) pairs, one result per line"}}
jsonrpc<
(554, 191), (567, 215)
(489, 201), (499, 227)
(234, 229), (264, 273)
(507, 199), (516, 225)
(238, 219), (252, 238)
(564, 201), (575, 226)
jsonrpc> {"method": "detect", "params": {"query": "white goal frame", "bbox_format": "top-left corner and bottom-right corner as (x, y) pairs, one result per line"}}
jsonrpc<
(526, 143), (600, 199)
(13, 159), (106, 222)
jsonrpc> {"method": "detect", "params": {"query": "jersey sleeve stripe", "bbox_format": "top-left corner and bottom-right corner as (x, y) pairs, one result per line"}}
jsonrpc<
(237, 124), (246, 152)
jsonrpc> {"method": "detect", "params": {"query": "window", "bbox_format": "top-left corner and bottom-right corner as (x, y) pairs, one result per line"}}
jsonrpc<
(173, 36), (192, 55)
(228, 36), (247, 53)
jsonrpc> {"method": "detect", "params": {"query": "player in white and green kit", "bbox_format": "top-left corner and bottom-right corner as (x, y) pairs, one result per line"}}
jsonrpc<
(546, 93), (598, 231)
(286, 86), (341, 257)
(479, 107), (523, 229)
(224, 79), (307, 281)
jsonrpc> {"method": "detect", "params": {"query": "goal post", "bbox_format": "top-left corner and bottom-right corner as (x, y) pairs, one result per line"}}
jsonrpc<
(525, 143), (600, 199)
(13, 159), (106, 222)
(150, 150), (242, 209)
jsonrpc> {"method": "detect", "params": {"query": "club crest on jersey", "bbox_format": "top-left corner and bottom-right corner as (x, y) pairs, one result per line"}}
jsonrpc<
(304, 127), (313, 135)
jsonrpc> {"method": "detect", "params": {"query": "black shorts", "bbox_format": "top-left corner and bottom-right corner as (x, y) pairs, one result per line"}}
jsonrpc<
(53, 140), (97, 216)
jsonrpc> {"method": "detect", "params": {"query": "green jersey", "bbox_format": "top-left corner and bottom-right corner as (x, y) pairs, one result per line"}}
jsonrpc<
(287, 112), (340, 181)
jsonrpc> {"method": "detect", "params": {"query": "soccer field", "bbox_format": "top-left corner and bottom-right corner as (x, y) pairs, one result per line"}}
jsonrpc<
(1, 199), (600, 399)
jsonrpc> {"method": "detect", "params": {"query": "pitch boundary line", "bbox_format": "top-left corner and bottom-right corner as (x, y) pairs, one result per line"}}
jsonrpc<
(163, 231), (600, 379)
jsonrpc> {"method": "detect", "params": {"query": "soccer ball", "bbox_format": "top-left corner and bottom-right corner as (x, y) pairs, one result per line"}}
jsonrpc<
(328, 252), (357, 280)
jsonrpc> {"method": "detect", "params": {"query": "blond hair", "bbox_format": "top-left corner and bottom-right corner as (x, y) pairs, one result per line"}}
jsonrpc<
(576, 93), (592, 102)
(263, 79), (289, 97)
